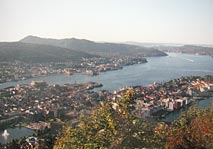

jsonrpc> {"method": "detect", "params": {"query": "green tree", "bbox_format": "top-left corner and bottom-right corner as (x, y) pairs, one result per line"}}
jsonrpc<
(54, 90), (155, 149)
(154, 107), (213, 149)
(54, 89), (213, 149)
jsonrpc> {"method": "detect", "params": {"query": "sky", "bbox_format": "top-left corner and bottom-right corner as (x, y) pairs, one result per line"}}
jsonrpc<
(0, 0), (213, 44)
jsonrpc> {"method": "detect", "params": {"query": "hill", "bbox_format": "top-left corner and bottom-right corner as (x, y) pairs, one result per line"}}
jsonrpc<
(20, 35), (167, 57)
(159, 45), (213, 56)
(0, 42), (95, 63)
(125, 41), (184, 47)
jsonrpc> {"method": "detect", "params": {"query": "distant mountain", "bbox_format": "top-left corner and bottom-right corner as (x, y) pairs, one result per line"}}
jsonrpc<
(20, 36), (167, 57)
(0, 42), (95, 63)
(125, 41), (184, 47)
(159, 45), (213, 56)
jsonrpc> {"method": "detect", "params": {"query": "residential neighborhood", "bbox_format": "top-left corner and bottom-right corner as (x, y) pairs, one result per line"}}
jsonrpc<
(0, 74), (212, 148)
(1, 76), (212, 132)
(0, 56), (147, 84)
(112, 76), (213, 118)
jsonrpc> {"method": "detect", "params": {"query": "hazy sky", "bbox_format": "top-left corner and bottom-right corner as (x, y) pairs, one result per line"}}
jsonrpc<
(0, 0), (213, 44)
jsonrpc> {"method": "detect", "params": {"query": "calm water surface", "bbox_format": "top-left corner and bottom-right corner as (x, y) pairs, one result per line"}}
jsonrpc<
(1, 53), (213, 91)
(0, 127), (34, 144)
(0, 53), (213, 144)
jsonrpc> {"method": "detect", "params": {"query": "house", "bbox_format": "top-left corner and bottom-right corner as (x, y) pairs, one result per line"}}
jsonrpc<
(209, 83), (213, 91)
(161, 98), (169, 108)
(168, 101), (174, 111)
(182, 97), (189, 105)
(187, 87), (193, 96)
(176, 99), (184, 108)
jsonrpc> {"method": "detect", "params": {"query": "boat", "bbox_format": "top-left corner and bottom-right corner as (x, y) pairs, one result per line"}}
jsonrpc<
(2, 129), (9, 137)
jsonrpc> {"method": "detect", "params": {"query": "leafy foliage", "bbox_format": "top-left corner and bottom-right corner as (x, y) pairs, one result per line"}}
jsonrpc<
(54, 90), (155, 149)
(54, 90), (213, 149)
(154, 107), (213, 149)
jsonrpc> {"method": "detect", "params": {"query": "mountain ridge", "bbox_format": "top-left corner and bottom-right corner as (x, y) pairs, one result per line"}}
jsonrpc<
(0, 42), (95, 63)
(20, 35), (167, 57)
(158, 45), (213, 56)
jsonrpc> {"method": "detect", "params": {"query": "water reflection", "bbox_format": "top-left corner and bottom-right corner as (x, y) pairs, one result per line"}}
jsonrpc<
(2, 129), (10, 139)
(0, 127), (34, 144)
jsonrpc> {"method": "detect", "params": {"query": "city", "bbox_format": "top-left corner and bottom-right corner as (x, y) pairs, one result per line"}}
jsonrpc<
(0, 0), (213, 148)
(0, 56), (148, 84)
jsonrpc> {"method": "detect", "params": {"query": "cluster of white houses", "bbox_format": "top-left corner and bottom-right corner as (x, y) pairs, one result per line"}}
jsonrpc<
(160, 97), (189, 112)
(135, 97), (190, 117)
(191, 80), (213, 92)
(133, 79), (213, 117)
